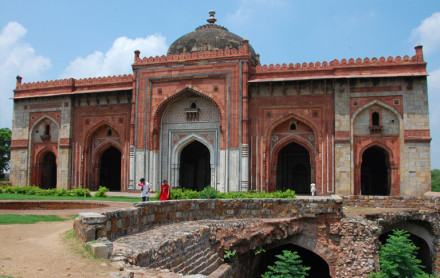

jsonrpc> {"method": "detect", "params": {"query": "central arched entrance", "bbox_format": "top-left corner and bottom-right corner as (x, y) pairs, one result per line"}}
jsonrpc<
(179, 141), (210, 190)
(361, 146), (390, 195)
(276, 142), (311, 194)
(99, 146), (121, 191)
(39, 151), (57, 189)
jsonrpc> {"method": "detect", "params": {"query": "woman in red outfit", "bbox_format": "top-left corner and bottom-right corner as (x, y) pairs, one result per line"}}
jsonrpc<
(159, 180), (171, 201)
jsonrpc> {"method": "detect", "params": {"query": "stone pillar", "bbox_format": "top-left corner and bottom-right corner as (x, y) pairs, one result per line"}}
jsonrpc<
(334, 80), (352, 195)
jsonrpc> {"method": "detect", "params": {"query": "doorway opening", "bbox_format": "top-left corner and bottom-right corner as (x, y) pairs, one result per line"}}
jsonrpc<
(39, 151), (57, 189)
(179, 141), (210, 190)
(276, 142), (311, 194)
(99, 146), (121, 191)
(361, 146), (390, 195)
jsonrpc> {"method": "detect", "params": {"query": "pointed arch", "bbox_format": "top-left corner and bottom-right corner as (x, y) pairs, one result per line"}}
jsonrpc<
(84, 120), (121, 144)
(153, 87), (223, 132)
(352, 99), (402, 121)
(169, 134), (215, 189)
(265, 113), (318, 192)
(30, 115), (60, 134)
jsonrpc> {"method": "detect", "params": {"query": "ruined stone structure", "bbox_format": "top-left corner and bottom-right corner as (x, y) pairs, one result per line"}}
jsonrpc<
(74, 196), (440, 277)
(10, 11), (431, 196)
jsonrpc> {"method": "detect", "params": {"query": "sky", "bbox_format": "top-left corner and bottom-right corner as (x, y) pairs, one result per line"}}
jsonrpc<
(0, 0), (439, 168)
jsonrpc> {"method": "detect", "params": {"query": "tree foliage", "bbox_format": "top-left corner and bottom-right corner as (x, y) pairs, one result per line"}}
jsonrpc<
(0, 128), (11, 180)
(261, 250), (310, 278)
(432, 169), (440, 192)
(369, 229), (435, 278)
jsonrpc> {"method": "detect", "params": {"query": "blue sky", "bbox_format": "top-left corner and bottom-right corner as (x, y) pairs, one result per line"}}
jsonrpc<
(0, 0), (439, 168)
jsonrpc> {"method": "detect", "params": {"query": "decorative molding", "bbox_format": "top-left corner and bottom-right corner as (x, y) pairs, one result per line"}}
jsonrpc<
(134, 46), (250, 66)
(10, 139), (29, 149)
(255, 54), (423, 73)
(15, 74), (133, 91)
(404, 129), (431, 143)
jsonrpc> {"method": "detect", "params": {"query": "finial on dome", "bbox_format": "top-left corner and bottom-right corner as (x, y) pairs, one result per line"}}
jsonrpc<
(207, 10), (217, 24)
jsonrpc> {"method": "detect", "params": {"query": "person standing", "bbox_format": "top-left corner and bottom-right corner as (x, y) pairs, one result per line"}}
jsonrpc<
(138, 178), (151, 202)
(159, 179), (171, 201)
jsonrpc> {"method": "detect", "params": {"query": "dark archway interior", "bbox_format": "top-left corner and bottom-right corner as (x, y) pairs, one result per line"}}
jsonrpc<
(254, 244), (331, 278)
(179, 141), (210, 190)
(379, 231), (432, 274)
(276, 142), (311, 194)
(99, 147), (121, 191)
(361, 146), (389, 195)
(40, 152), (56, 189)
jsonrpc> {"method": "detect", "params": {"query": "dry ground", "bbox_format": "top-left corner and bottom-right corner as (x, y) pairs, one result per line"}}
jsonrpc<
(0, 219), (120, 278)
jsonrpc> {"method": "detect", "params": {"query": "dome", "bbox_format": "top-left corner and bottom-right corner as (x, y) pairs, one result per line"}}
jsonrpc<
(167, 11), (258, 65)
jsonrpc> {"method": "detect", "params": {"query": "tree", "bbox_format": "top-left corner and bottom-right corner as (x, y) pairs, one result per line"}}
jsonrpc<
(432, 169), (440, 192)
(369, 229), (436, 278)
(0, 128), (11, 180)
(261, 250), (310, 278)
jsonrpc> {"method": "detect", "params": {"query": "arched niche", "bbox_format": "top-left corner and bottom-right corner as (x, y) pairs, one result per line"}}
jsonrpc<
(160, 92), (220, 189)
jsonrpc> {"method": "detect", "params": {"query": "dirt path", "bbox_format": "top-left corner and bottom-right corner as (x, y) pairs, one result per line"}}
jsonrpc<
(0, 219), (122, 278)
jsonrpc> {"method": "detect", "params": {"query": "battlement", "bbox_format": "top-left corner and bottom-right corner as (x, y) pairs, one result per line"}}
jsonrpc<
(133, 41), (252, 67)
(15, 74), (133, 91)
(254, 46), (427, 77)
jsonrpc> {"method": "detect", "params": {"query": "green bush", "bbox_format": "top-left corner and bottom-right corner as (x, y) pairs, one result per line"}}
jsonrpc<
(369, 229), (436, 278)
(0, 185), (91, 197)
(261, 250), (310, 278)
(198, 186), (220, 199)
(94, 186), (109, 197)
(170, 188), (199, 200)
(170, 187), (296, 200)
(219, 189), (296, 199)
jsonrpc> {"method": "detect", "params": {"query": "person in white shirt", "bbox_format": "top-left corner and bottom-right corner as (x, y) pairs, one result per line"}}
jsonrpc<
(138, 178), (151, 201)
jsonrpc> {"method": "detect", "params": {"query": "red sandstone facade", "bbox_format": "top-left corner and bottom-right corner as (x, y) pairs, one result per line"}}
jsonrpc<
(10, 12), (431, 195)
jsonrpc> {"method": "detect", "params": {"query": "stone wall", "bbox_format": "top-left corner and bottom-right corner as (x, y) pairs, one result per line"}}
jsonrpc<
(343, 195), (438, 209)
(74, 198), (342, 243)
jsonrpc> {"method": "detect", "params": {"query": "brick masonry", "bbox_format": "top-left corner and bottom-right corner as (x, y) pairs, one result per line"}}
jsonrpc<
(74, 196), (440, 277)
(9, 15), (431, 198)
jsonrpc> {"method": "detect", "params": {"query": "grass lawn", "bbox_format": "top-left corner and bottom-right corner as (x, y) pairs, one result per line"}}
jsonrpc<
(0, 214), (72, 225)
(0, 193), (157, 202)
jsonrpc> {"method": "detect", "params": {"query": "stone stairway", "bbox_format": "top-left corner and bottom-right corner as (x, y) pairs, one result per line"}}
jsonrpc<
(111, 219), (225, 276)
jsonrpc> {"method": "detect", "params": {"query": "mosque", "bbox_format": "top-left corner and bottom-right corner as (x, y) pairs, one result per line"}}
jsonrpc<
(10, 11), (431, 195)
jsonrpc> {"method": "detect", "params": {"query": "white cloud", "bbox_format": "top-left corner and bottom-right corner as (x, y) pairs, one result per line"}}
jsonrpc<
(411, 12), (440, 54)
(0, 22), (51, 128)
(60, 34), (168, 79)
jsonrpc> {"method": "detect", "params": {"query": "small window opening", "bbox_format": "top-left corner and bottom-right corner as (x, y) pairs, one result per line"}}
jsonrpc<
(290, 123), (297, 130)
(372, 112), (380, 126)
(107, 128), (112, 136)
(190, 102), (197, 109)
(45, 124), (50, 135)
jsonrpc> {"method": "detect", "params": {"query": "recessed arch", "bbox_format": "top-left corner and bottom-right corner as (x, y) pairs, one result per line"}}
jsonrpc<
(30, 115), (60, 135)
(266, 115), (318, 192)
(153, 87), (223, 132)
(361, 145), (390, 195)
(85, 122), (122, 190)
(352, 100), (402, 122)
(170, 134), (215, 189)
(85, 120), (121, 144)
(97, 146), (121, 191)
(35, 149), (57, 189)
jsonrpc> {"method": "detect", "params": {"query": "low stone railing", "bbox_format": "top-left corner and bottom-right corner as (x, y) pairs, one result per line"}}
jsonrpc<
(74, 197), (343, 243)
(343, 195), (439, 210)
